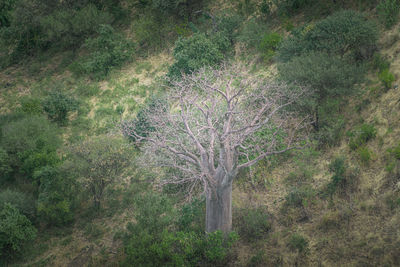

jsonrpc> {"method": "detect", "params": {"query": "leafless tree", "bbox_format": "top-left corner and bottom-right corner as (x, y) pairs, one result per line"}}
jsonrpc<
(123, 63), (311, 233)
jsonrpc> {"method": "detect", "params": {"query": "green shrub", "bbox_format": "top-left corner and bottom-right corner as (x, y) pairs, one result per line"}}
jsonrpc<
(284, 186), (315, 208)
(131, 13), (171, 52)
(259, 32), (282, 61)
(260, 0), (271, 16)
(0, 0), (17, 28)
(288, 233), (308, 253)
(177, 198), (205, 233)
(237, 18), (269, 50)
(276, 0), (315, 15)
(234, 206), (272, 241)
(0, 115), (61, 180)
(327, 156), (346, 194)
(278, 52), (364, 131)
(168, 33), (224, 78)
(123, 229), (238, 267)
(209, 13), (242, 54)
(325, 156), (358, 196)
(391, 143), (400, 159)
(372, 53), (390, 72)
(0, 148), (11, 183)
(1, 2), (114, 62)
(316, 113), (346, 147)
(71, 136), (131, 210)
(0, 203), (37, 259)
(21, 151), (60, 179)
(149, 0), (205, 18)
(204, 231), (238, 264)
(39, 4), (113, 49)
(349, 124), (377, 150)
(378, 68), (395, 90)
(73, 24), (134, 79)
(277, 10), (378, 62)
(358, 147), (372, 165)
(236, 0), (257, 16)
(215, 13), (242, 44)
(34, 166), (75, 226)
(0, 190), (35, 220)
(279, 52), (364, 98)
(121, 96), (165, 143)
(19, 97), (43, 115)
(377, 0), (400, 28)
(42, 90), (78, 125)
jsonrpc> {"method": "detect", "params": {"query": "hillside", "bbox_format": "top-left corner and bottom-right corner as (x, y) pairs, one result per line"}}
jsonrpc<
(1, 0), (400, 266)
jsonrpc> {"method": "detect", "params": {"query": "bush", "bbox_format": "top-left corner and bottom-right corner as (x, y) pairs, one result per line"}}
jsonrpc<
(378, 68), (395, 91)
(259, 32), (282, 61)
(73, 24), (134, 79)
(19, 97), (43, 115)
(326, 156), (346, 196)
(168, 33), (224, 78)
(234, 206), (272, 241)
(121, 96), (165, 143)
(372, 53), (390, 72)
(390, 143), (400, 159)
(0, 190), (35, 220)
(288, 233), (308, 253)
(131, 13), (172, 52)
(177, 198), (205, 233)
(325, 156), (357, 196)
(0, 0), (17, 28)
(279, 52), (364, 98)
(0, 148), (11, 183)
(1, 2), (114, 61)
(276, 0), (315, 15)
(39, 4), (113, 49)
(377, 0), (400, 29)
(34, 166), (75, 226)
(42, 90), (78, 125)
(278, 52), (364, 131)
(0, 115), (61, 180)
(348, 123), (377, 150)
(215, 13), (242, 44)
(358, 146), (372, 165)
(277, 10), (378, 62)
(237, 18), (269, 50)
(149, 0), (205, 18)
(0, 203), (37, 259)
(316, 114), (345, 147)
(284, 186), (315, 208)
(71, 136), (131, 210)
(123, 228), (238, 266)
(122, 188), (238, 266)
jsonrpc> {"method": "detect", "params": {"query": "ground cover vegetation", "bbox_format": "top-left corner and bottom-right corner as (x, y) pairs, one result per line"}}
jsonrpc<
(1, 0), (400, 266)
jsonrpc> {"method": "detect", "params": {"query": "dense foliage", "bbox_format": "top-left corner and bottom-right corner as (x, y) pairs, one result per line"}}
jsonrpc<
(0, 115), (61, 180)
(72, 24), (134, 79)
(168, 33), (224, 78)
(277, 10), (378, 62)
(0, 204), (37, 259)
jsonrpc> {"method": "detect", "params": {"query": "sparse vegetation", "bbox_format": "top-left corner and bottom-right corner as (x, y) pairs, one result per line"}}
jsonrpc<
(348, 123), (377, 150)
(377, 0), (400, 28)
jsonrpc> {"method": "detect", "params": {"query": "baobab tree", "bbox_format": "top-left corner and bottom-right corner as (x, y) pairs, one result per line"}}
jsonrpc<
(123, 63), (310, 233)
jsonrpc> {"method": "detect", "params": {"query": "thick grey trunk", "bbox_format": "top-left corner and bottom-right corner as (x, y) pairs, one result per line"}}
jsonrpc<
(205, 182), (232, 233)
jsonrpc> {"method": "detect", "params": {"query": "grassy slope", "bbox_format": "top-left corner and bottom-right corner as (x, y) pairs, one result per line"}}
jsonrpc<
(1, 4), (400, 267)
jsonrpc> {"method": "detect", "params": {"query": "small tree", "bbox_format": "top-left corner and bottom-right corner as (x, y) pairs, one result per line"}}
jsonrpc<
(0, 203), (37, 259)
(123, 64), (310, 233)
(72, 136), (131, 210)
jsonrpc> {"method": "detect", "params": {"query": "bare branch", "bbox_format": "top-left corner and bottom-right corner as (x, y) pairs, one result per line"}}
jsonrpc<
(124, 62), (311, 198)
